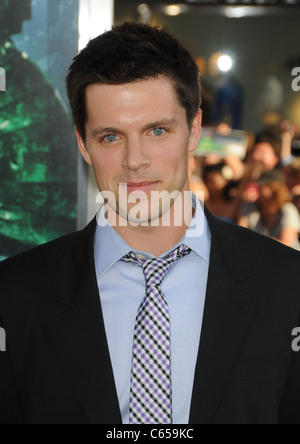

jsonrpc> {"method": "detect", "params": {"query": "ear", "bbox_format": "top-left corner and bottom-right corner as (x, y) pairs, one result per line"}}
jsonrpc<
(188, 110), (202, 154)
(75, 127), (93, 165)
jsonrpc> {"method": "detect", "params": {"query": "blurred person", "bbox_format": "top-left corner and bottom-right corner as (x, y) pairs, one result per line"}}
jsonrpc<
(216, 122), (232, 135)
(241, 132), (282, 216)
(213, 73), (243, 130)
(291, 185), (300, 251)
(285, 158), (300, 192)
(253, 118), (298, 168)
(224, 155), (245, 181)
(242, 182), (260, 205)
(202, 153), (244, 182)
(0, 23), (300, 426)
(207, 123), (245, 182)
(202, 153), (223, 167)
(247, 131), (281, 180)
(292, 134), (300, 158)
(281, 122), (298, 166)
(240, 171), (300, 249)
(188, 154), (209, 201)
(292, 185), (300, 214)
(203, 162), (240, 224)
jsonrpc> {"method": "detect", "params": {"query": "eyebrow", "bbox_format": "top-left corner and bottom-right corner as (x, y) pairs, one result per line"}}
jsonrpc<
(91, 119), (179, 139)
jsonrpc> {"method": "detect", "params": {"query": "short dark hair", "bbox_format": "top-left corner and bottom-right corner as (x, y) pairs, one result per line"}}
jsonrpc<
(66, 22), (201, 141)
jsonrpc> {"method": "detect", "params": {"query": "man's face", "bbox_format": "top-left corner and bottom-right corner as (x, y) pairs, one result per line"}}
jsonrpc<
(76, 75), (201, 223)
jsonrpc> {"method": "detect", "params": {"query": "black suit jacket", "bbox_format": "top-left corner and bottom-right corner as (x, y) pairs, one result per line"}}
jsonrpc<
(1, 209), (300, 424)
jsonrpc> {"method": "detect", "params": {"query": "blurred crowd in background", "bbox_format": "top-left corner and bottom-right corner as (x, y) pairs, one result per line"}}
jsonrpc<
(188, 118), (300, 250)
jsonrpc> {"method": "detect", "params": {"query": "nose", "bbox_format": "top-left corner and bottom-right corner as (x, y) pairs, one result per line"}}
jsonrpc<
(121, 137), (150, 171)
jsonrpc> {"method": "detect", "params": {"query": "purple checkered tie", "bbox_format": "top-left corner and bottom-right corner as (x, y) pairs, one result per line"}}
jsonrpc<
(121, 244), (192, 424)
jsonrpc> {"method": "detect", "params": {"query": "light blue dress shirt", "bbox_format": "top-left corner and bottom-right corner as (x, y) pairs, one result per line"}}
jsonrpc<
(94, 193), (211, 424)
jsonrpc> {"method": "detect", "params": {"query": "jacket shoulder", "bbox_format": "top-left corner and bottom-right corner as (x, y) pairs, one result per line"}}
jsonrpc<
(0, 231), (79, 278)
(0, 218), (96, 305)
(207, 210), (300, 271)
(0, 218), (96, 275)
(222, 220), (300, 277)
(229, 222), (300, 258)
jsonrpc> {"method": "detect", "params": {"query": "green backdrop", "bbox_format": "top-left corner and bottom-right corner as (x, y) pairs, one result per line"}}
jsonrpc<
(0, 0), (79, 260)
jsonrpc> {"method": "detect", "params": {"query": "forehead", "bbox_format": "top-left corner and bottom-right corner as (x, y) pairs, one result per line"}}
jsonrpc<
(84, 75), (184, 128)
(254, 142), (275, 152)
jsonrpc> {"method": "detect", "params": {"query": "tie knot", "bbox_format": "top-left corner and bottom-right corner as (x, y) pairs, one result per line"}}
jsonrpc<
(121, 244), (191, 288)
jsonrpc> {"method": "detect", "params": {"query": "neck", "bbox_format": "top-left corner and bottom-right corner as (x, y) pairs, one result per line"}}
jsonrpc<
(106, 182), (194, 257)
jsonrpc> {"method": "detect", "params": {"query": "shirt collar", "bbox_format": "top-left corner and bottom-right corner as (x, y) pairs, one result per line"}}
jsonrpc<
(94, 192), (211, 278)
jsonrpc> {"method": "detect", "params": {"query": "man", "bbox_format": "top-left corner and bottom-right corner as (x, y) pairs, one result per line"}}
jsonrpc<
(1, 22), (300, 425)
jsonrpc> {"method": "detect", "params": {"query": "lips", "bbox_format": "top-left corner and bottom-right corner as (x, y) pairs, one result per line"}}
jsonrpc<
(123, 181), (159, 193)
(127, 181), (157, 187)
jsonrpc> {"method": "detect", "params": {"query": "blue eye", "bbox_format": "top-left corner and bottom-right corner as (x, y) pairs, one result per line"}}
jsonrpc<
(105, 134), (118, 143)
(152, 128), (165, 137)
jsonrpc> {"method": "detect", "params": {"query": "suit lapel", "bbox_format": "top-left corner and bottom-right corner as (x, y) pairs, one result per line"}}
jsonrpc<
(47, 219), (122, 424)
(189, 211), (260, 424)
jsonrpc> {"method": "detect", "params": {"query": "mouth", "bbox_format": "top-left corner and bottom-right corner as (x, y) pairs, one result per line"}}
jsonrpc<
(122, 181), (159, 193)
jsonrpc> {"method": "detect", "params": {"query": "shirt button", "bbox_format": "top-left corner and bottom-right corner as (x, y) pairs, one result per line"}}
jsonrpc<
(136, 254), (146, 260)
